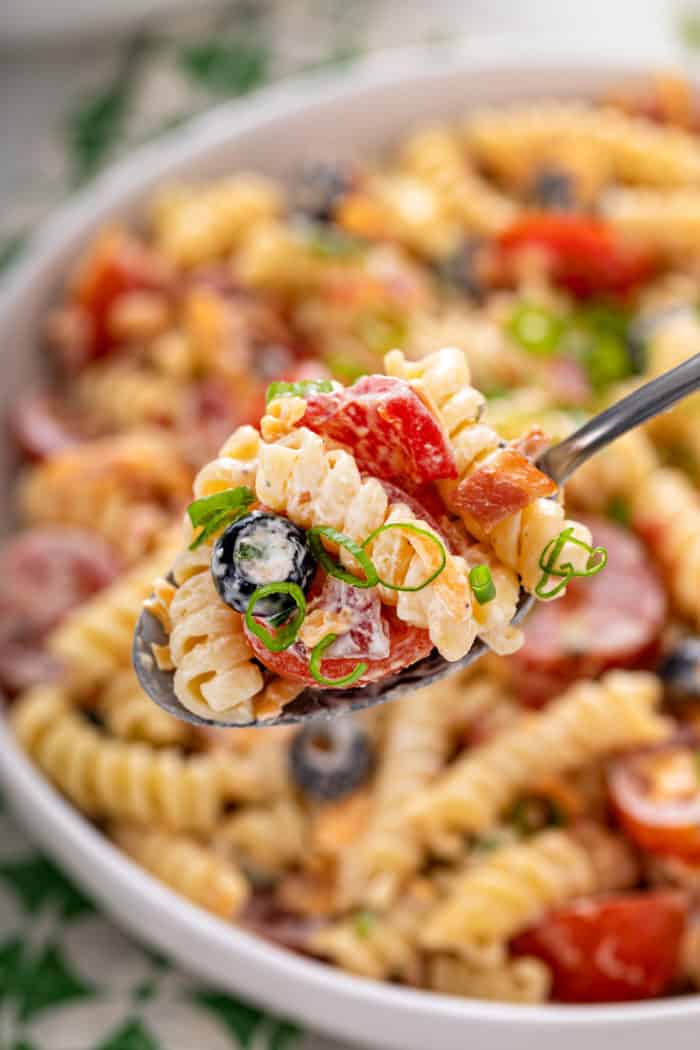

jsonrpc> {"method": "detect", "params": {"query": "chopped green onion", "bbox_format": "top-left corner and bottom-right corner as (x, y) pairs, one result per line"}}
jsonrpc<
(353, 911), (376, 939)
(265, 378), (333, 405)
(326, 354), (368, 385)
(582, 332), (633, 391)
(535, 526), (608, 599)
(307, 526), (379, 588)
(245, 583), (306, 652)
(469, 564), (496, 604)
(508, 795), (565, 836)
(362, 523), (447, 592)
(187, 486), (255, 549)
(309, 633), (367, 687)
(355, 310), (407, 358)
(506, 303), (564, 356)
(303, 223), (364, 258)
(607, 498), (631, 529)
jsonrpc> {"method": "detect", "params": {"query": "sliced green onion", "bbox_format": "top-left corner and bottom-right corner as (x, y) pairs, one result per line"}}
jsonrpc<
(469, 564), (496, 605)
(245, 583), (306, 652)
(607, 498), (631, 529)
(535, 526), (608, 599)
(307, 526), (378, 588)
(362, 523), (447, 592)
(353, 911), (376, 939)
(187, 486), (255, 549)
(309, 633), (367, 687)
(303, 224), (364, 259)
(506, 303), (564, 356)
(265, 378), (333, 405)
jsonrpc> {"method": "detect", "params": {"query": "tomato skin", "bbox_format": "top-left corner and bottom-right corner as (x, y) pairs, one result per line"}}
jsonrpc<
(609, 744), (700, 862)
(512, 892), (688, 1003)
(499, 214), (658, 298)
(302, 374), (458, 488)
(245, 605), (432, 687)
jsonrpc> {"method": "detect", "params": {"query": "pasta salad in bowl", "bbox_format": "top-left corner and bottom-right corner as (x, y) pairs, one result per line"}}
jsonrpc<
(1, 44), (700, 1050)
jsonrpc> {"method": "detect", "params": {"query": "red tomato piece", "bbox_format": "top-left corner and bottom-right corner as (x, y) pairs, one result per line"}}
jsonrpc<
(499, 213), (658, 298)
(452, 448), (557, 533)
(245, 599), (432, 688)
(512, 516), (666, 706)
(301, 374), (457, 488)
(0, 528), (121, 696)
(512, 892), (687, 1002)
(72, 228), (169, 359)
(609, 743), (700, 862)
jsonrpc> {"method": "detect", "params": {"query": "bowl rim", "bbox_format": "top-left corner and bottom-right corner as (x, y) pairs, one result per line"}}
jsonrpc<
(1, 33), (698, 1037)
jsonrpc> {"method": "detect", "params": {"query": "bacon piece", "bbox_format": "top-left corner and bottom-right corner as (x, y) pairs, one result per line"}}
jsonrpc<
(453, 448), (557, 533)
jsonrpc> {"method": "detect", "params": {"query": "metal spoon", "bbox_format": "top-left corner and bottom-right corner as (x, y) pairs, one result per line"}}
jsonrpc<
(134, 353), (700, 727)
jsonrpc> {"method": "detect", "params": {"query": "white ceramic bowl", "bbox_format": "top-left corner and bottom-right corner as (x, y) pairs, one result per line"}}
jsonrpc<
(1, 39), (697, 1050)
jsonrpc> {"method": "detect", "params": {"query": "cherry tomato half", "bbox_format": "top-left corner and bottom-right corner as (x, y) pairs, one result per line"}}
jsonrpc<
(609, 742), (700, 862)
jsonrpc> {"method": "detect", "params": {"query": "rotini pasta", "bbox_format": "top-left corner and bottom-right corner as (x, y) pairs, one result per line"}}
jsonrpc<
(96, 668), (191, 747)
(399, 126), (517, 235)
(12, 687), (230, 832)
(151, 175), (282, 268)
(384, 347), (593, 593)
(18, 429), (191, 561)
(50, 530), (181, 688)
(409, 671), (666, 842)
(633, 468), (700, 629)
(466, 102), (700, 187)
(427, 953), (551, 1003)
(339, 678), (464, 909)
(420, 825), (638, 953)
(112, 824), (249, 918)
(255, 425), (518, 660)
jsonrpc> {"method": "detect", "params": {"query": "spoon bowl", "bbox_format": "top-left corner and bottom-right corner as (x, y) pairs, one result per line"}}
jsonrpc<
(133, 352), (700, 727)
(132, 589), (536, 727)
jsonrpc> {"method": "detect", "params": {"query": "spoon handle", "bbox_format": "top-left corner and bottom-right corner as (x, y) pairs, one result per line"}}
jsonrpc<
(537, 353), (700, 486)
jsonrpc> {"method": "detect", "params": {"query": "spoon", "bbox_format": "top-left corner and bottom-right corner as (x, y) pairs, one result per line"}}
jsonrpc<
(134, 353), (700, 727)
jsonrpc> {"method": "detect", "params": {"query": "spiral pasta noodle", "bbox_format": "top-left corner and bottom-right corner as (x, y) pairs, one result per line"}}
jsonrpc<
(409, 671), (666, 841)
(340, 679), (463, 909)
(257, 425), (519, 660)
(76, 360), (183, 430)
(465, 102), (700, 188)
(50, 530), (181, 688)
(11, 686), (229, 832)
(112, 824), (249, 918)
(399, 126), (517, 235)
(427, 954), (551, 1003)
(384, 347), (593, 593)
(633, 468), (700, 629)
(161, 425), (267, 722)
(151, 174), (282, 268)
(420, 825), (638, 952)
(96, 668), (191, 747)
(215, 797), (307, 877)
(310, 889), (434, 982)
(18, 429), (192, 562)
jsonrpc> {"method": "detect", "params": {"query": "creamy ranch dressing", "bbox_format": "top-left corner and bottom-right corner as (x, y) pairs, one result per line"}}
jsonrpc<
(235, 519), (298, 585)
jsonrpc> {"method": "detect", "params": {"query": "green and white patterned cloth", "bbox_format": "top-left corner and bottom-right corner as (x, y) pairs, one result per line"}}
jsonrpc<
(0, 789), (315, 1050)
(1, 3), (699, 1046)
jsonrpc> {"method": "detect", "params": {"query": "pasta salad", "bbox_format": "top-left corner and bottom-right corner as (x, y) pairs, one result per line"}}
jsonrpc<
(4, 73), (700, 1006)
